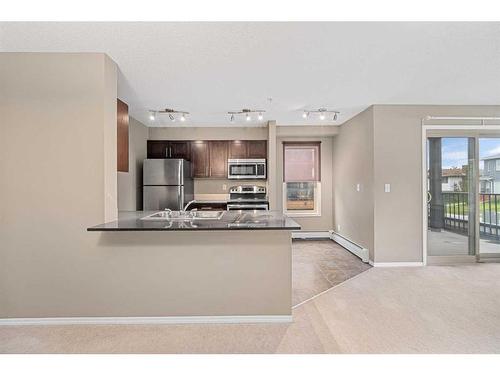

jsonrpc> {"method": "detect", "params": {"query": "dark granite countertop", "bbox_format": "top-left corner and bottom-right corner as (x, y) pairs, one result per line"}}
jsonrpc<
(87, 210), (301, 232)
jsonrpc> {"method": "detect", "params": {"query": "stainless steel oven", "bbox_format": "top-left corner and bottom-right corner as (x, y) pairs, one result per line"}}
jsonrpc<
(227, 159), (266, 180)
(226, 185), (269, 210)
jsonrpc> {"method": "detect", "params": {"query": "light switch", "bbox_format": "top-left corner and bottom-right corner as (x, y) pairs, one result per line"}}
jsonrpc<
(222, 184), (227, 191)
(356, 184), (361, 192)
(384, 183), (391, 193)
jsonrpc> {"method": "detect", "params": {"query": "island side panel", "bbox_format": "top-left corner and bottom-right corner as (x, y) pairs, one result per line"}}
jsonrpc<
(3, 230), (292, 318)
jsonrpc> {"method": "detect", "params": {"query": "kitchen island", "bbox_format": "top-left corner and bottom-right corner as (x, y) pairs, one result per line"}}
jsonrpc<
(87, 211), (300, 323)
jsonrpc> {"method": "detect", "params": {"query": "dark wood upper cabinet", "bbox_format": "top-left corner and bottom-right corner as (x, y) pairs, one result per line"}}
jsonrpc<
(228, 141), (248, 159)
(147, 139), (267, 179)
(190, 141), (210, 178)
(247, 140), (267, 159)
(169, 141), (191, 160)
(117, 99), (129, 172)
(147, 140), (191, 160)
(147, 140), (169, 159)
(208, 141), (228, 178)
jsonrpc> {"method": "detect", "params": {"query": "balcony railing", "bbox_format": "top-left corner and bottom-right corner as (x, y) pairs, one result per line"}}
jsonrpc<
(434, 192), (500, 239)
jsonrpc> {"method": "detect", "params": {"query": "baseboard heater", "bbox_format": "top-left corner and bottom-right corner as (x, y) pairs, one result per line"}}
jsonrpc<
(291, 231), (331, 240)
(329, 231), (369, 263)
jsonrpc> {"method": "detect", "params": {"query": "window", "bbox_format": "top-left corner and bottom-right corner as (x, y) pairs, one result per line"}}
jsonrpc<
(495, 160), (500, 171)
(283, 142), (321, 216)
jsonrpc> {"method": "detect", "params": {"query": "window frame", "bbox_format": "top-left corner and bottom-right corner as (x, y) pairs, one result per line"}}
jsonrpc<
(282, 141), (322, 217)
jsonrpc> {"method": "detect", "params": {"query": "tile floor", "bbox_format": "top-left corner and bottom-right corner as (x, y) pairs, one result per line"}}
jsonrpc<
(292, 239), (371, 306)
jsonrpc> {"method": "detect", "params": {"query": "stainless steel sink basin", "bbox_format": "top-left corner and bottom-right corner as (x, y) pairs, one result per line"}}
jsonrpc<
(141, 210), (224, 221)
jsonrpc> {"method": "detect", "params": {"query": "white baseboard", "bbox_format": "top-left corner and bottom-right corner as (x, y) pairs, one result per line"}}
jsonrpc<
(368, 261), (424, 267)
(330, 231), (369, 263)
(292, 231), (331, 239)
(0, 315), (293, 326)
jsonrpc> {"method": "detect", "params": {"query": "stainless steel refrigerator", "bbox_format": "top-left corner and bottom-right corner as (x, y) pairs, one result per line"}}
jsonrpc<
(143, 159), (194, 211)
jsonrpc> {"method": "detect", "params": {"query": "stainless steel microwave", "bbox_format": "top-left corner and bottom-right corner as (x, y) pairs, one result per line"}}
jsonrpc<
(227, 159), (266, 179)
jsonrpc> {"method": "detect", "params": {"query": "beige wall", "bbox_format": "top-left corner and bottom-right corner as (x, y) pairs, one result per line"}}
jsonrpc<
(372, 105), (500, 262)
(118, 116), (148, 211)
(332, 105), (500, 263)
(0, 53), (292, 318)
(276, 136), (334, 231)
(332, 108), (375, 256)
(0, 53), (117, 317)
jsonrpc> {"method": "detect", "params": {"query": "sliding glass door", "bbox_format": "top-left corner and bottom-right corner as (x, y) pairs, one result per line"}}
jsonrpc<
(426, 133), (500, 263)
(426, 137), (476, 258)
(478, 138), (500, 259)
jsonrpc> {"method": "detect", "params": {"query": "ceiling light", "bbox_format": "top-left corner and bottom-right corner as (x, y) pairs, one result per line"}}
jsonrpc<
(149, 112), (156, 121)
(169, 114), (175, 122)
(228, 109), (265, 123)
(304, 108), (339, 122)
(180, 114), (186, 122)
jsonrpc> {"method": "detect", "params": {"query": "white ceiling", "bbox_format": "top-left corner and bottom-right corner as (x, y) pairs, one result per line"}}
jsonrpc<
(1, 22), (499, 127)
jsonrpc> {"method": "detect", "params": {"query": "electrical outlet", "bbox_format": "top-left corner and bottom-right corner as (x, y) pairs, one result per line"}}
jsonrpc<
(222, 184), (227, 191)
(384, 183), (391, 193)
(356, 183), (361, 192)
(337, 224), (341, 231)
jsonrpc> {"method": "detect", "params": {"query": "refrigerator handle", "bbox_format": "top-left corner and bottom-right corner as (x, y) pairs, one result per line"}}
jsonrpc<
(179, 186), (184, 210)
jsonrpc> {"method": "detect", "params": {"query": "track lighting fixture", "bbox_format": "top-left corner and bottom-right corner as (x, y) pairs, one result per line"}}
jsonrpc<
(149, 108), (190, 123)
(227, 109), (266, 123)
(301, 108), (340, 122)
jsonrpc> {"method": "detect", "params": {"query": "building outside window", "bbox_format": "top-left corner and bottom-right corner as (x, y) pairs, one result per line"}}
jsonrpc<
(282, 142), (321, 216)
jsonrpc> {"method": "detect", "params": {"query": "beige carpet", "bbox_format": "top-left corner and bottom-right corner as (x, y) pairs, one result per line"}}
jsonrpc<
(1, 263), (500, 353)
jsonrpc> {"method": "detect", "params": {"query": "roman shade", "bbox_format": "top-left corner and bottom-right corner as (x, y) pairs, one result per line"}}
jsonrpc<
(283, 142), (321, 182)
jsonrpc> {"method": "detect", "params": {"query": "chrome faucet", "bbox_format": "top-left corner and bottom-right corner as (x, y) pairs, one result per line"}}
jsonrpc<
(183, 200), (197, 212)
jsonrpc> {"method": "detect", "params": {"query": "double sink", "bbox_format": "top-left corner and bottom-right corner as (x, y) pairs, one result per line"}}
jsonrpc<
(141, 210), (225, 221)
